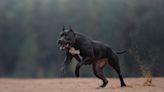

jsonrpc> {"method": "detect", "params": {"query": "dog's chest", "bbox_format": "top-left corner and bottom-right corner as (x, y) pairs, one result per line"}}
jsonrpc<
(69, 47), (80, 55)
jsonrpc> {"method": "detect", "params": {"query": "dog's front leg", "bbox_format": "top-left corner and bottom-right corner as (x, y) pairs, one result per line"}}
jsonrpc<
(74, 54), (81, 62)
(75, 46), (94, 77)
(60, 52), (73, 75)
(75, 57), (91, 77)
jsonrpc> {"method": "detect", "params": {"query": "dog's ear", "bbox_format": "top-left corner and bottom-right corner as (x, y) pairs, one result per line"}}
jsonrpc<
(69, 25), (76, 36)
(62, 25), (65, 32)
(69, 25), (73, 31)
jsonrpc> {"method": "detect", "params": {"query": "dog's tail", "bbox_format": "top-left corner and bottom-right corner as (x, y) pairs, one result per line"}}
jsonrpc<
(116, 49), (128, 54)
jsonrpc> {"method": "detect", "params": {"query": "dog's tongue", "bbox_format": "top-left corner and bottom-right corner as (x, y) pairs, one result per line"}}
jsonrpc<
(66, 44), (69, 47)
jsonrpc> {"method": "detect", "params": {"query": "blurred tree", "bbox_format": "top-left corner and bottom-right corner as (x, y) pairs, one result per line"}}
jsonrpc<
(0, 0), (164, 77)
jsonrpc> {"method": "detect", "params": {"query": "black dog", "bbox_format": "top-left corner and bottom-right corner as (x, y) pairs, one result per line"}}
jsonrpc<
(58, 26), (127, 87)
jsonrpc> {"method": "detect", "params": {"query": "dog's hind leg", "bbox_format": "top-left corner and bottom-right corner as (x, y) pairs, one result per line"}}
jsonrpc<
(111, 64), (126, 87)
(93, 59), (108, 88)
(108, 53), (126, 87)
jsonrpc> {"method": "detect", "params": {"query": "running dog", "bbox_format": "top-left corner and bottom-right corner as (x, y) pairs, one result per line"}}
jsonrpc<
(57, 26), (127, 87)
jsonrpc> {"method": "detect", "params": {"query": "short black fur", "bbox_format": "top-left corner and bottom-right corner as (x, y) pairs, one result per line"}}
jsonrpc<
(58, 26), (127, 87)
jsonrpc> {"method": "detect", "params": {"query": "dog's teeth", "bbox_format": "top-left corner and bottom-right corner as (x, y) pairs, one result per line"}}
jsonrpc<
(59, 47), (63, 50)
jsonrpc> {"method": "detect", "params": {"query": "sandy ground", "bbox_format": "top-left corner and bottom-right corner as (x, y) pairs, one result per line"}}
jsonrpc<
(0, 78), (164, 92)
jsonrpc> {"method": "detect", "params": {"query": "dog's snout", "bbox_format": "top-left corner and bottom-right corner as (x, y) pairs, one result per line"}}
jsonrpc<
(57, 38), (64, 44)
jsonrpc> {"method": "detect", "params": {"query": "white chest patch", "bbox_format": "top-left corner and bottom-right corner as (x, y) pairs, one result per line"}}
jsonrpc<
(69, 47), (80, 55)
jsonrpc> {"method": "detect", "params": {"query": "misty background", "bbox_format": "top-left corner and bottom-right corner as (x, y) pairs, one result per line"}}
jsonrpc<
(0, 0), (164, 78)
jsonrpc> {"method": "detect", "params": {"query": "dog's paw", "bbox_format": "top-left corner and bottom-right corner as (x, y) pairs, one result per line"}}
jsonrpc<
(99, 81), (108, 88)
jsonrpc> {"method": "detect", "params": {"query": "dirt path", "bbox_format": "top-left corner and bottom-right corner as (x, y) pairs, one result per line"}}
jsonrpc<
(0, 78), (164, 92)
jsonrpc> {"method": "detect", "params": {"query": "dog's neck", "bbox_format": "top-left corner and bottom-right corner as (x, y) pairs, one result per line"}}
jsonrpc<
(72, 33), (86, 49)
(69, 32), (90, 53)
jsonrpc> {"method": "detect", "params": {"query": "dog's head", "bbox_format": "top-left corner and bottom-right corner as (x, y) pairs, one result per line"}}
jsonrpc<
(57, 25), (76, 50)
